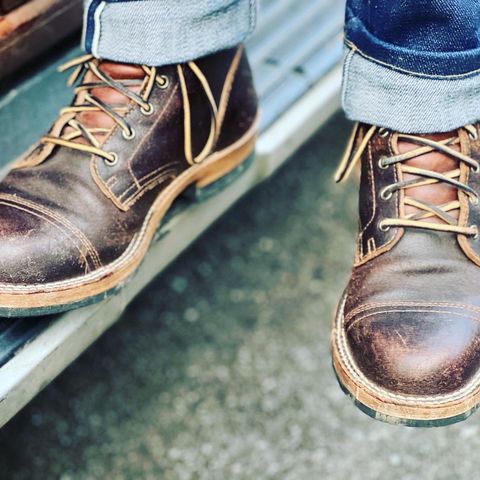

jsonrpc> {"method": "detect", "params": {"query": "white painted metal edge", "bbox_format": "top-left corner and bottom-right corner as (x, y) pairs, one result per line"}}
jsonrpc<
(256, 65), (342, 174)
(0, 66), (342, 428)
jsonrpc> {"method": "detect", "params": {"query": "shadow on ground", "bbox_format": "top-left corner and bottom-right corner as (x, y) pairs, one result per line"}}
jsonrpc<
(0, 115), (478, 480)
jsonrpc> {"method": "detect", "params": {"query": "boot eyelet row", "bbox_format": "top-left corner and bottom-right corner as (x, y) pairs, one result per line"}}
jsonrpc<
(469, 130), (479, 141)
(122, 128), (136, 140)
(105, 153), (119, 166)
(378, 156), (389, 170)
(158, 75), (170, 90)
(141, 103), (155, 116)
(378, 221), (390, 232)
(380, 187), (393, 200)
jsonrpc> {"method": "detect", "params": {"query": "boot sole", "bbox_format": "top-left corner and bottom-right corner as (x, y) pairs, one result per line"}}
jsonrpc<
(331, 295), (480, 427)
(0, 121), (258, 317)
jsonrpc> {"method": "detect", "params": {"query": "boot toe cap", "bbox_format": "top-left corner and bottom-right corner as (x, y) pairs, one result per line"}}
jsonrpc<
(0, 201), (97, 286)
(345, 305), (480, 396)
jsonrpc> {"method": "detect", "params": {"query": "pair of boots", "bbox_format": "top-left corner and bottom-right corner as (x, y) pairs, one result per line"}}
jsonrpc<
(1, 46), (479, 427)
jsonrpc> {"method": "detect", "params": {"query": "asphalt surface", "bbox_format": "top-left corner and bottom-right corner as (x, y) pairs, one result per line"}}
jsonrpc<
(1, 114), (480, 479)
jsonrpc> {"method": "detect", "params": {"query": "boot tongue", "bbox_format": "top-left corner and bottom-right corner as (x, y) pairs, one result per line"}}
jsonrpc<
(398, 131), (460, 223)
(69, 61), (146, 144)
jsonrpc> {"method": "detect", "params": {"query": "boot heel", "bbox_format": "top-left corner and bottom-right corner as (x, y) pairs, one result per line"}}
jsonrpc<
(185, 151), (255, 203)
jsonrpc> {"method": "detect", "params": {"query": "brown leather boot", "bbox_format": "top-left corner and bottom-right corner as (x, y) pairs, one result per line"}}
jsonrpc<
(0, 46), (258, 316)
(331, 123), (480, 426)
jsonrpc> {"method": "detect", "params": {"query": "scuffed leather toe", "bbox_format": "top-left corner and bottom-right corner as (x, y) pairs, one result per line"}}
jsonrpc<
(345, 305), (480, 396)
(0, 201), (99, 285)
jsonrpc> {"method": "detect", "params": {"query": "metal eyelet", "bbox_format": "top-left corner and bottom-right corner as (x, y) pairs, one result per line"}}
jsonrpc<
(380, 187), (393, 200)
(472, 227), (479, 240)
(470, 195), (479, 206)
(105, 152), (119, 166)
(378, 156), (389, 170)
(473, 163), (480, 173)
(378, 128), (390, 138)
(140, 103), (155, 116)
(469, 130), (479, 141)
(379, 221), (390, 232)
(158, 75), (170, 89)
(122, 128), (136, 140)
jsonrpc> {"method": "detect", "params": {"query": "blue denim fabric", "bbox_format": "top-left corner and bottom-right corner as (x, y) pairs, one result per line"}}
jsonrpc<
(345, 0), (480, 77)
(82, 0), (256, 66)
(81, 0), (480, 132)
(343, 0), (480, 132)
(343, 47), (480, 133)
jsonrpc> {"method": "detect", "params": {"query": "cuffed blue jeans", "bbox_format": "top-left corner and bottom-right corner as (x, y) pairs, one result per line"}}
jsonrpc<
(83, 0), (480, 133)
(344, 0), (480, 133)
(82, 0), (257, 66)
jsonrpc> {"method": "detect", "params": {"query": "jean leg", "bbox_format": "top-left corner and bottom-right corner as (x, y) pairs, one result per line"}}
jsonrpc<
(82, 0), (257, 66)
(343, 0), (480, 132)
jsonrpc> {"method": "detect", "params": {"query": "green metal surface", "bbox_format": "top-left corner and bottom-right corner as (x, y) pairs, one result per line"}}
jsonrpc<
(0, 45), (82, 163)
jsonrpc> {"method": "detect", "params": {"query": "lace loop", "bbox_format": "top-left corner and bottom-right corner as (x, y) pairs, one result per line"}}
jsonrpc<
(40, 55), (164, 163)
(336, 124), (480, 236)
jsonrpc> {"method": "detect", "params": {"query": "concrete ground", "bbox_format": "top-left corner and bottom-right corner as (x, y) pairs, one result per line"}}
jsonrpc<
(0, 114), (479, 480)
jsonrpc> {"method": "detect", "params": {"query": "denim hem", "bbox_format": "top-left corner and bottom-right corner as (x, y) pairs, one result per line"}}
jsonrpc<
(345, 8), (480, 77)
(82, 0), (257, 65)
(342, 47), (480, 133)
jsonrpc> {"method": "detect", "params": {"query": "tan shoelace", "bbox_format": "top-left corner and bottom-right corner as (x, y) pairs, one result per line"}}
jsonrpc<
(336, 123), (480, 237)
(40, 54), (169, 166)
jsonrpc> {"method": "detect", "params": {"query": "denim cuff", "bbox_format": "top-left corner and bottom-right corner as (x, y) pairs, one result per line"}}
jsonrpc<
(342, 47), (480, 133)
(345, 8), (480, 77)
(82, 0), (257, 66)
